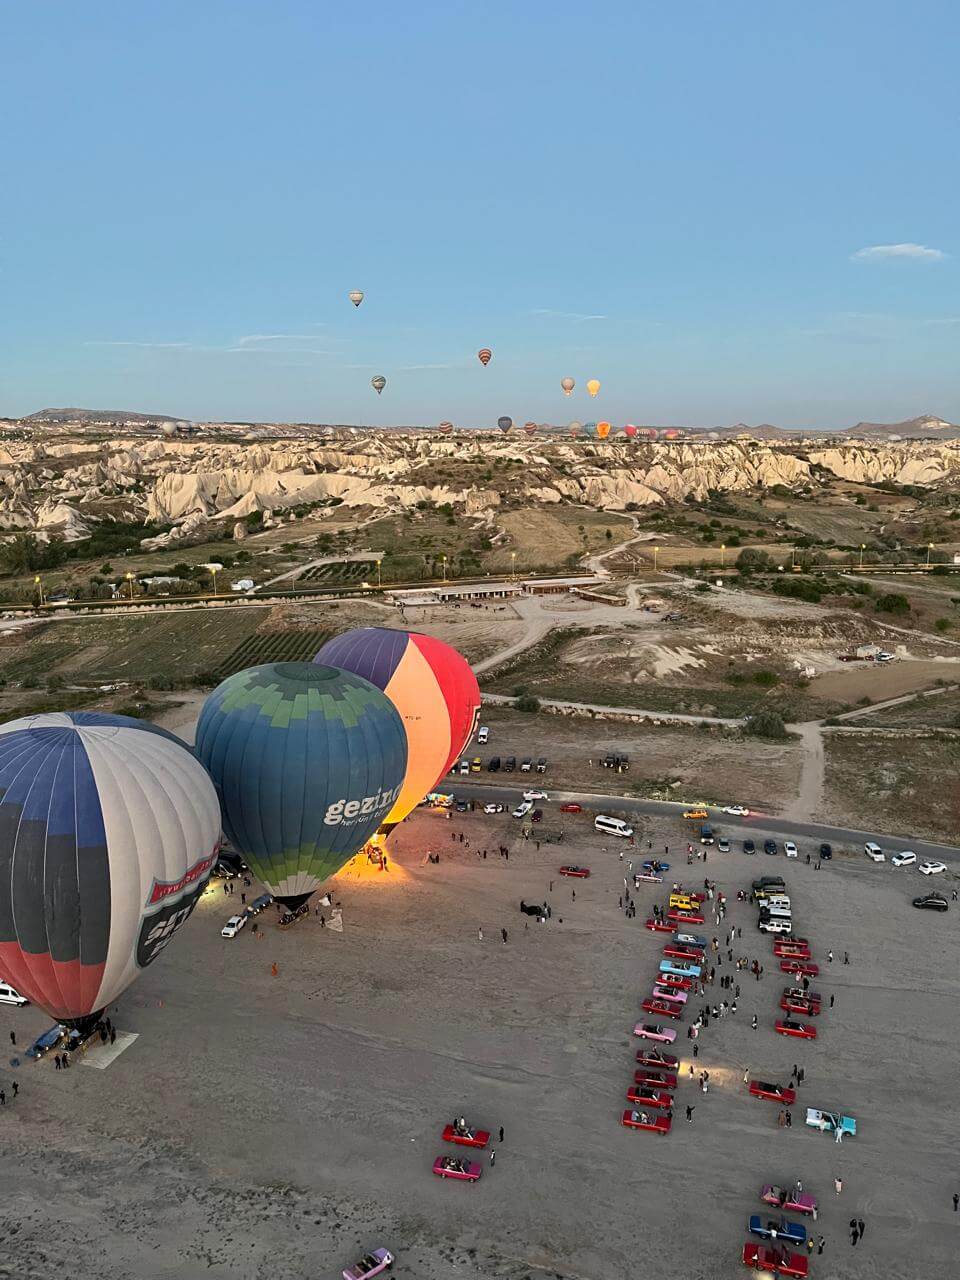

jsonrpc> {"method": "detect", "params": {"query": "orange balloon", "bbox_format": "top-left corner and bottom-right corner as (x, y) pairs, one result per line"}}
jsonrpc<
(596, 421), (611, 440)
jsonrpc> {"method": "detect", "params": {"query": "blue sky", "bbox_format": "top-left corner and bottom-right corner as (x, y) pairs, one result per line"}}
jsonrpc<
(2, 1), (957, 428)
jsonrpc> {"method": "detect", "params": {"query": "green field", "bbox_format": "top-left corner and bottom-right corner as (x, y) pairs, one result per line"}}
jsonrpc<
(0, 609), (268, 685)
(210, 627), (332, 679)
(298, 561), (374, 584)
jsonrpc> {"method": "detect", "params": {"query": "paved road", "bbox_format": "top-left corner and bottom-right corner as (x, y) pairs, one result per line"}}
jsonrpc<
(445, 779), (960, 863)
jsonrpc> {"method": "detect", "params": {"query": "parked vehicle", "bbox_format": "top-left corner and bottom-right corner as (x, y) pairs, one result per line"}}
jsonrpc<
(477, 726), (489, 744)
(913, 893), (948, 912)
(594, 814), (634, 839)
(487, 756), (501, 772)
(520, 758), (533, 772)
(536, 757), (547, 772)
(503, 756), (516, 772)
(0, 981), (28, 1006)
(864, 842), (884, 862)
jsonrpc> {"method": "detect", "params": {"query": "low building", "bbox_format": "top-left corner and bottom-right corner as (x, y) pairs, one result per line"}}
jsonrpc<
(522, 576), (603, 595)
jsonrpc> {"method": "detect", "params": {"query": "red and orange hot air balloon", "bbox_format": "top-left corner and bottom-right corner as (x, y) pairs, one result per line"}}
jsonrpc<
(313, 628), (481, 838)
(478, 348), (492, 366)
(523, 421), (537, 436)
(438, 421), (454, 435)
(596, 421), (612, 440)
(624, 424), (638, 440)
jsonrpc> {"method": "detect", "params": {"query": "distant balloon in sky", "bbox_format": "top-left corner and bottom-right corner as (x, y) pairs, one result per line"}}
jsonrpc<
(497, 416), (513, 433)
(348, 290), (364, 307)
(584, 421), (597, 436)
(596, 421), (612, 440)
(624, 423), (638, 440)
(196, 663), (407, 905)
(478, 348), (492, 366)
(560, 377), (575, 396)
(568, 421), (582, 437)
(371, 375), (386, 395)
(587, 379), (601, 398)
(314, 628), (480, 837)
(438, 421), (454, 435)
(0, 711), (221, 1029)
(523, 421), (537, 435)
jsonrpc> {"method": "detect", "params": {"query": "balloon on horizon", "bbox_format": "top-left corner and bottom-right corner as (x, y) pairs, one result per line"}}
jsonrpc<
(313, 628), (481, 837)
(195, 663), (407, 905)
(596, 421), (611, 440)
(497, 416), (513, 433)
(0, 711), (221, 1028)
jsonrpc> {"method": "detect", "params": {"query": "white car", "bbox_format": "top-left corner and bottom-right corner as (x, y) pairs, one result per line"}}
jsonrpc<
(221, 914), (247, 938)
(784, 841), (798, 859)
(919, 860), (947, 876)
(512, 800), (533, 819)
(523, 789), (549, 801)
(891, 851), (917, 867)
(0, 981), (28, 1006)
(483, 802), (504, 815)
(864, 842), (885, 862)
(722, 805), (750, 817)
(477, 726), (489, 744)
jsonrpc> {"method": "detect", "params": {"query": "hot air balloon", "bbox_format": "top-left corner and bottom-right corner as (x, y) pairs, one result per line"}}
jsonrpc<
(478, 348), (492, 366)
(596, 421), (611, 440)
(586, 379), (601, 398)
(523, 421), (537, 436)
(371, 375), (386, 395)
(0, 712), (221, 1031)
(438, 421), (454, 435)
(662, 427), (684, 441)
(584, 421), (597, 436)
(314, 628), (480, 838)
(349, 290), (364, 308)
(624, 424), (638, 440)
(497, 416), (512, 433)
(568, 421), (582, 438)
(561, 377), (575, 396)
(196, 664), (406, 906)
(636, 427), (659, 441)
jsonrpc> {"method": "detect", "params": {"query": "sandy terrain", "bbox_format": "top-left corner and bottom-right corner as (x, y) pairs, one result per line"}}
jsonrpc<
(1, 796), (957, 1280)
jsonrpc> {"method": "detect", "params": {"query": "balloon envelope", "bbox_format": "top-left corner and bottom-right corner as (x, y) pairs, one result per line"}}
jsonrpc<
(371, 376), (386, 394)
(561, 377), (575, 396)
(438, 421), (454, 434)
(596, 421), (611, 440)
(523, 421), (537, 435)
(478, 348), (492, 366)
(586, 379), (601, 397)
(314, 628), (480, 830)
(195, 663), (407, 903)
(497, 416), (512, 433)
(568, 421), (582, 437)
(349, 290), (364, 307)
(624, 424), (638, 439)
(0, 712), (221, 1025)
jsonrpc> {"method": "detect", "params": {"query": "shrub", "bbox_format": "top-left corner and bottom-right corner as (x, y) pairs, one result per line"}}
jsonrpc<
(514, 694), (541, 713)
(935, 617), (953, 633)
(743, 710), (789, 739)
(874, 593), (910, 616)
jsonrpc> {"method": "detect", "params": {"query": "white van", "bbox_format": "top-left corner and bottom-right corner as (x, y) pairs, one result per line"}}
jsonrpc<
(763, 894), (791, 910)
(864, 842), (884, 862)
(477, 726), (489, 744)
(759, 902), (792, 921)
(595, 814), (634, 839)
(758, 917), (792, 934)
(0, 981), (28, 1006)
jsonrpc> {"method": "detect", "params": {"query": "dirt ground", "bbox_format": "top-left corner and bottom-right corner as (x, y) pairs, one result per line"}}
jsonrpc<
(810, 659), (960, 706)
(465, 708), (802, 813)
(1, 798), (957, 1280)
(819, 731), (960, 841)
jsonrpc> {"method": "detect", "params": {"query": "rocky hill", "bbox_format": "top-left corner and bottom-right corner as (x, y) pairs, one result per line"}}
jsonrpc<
(2, 427), (960, 546)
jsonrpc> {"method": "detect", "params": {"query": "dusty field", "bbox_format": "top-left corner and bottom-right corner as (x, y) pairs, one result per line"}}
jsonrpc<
(467, 707), (802, 814)
(811, 660), (960, 706)
(1, 799), (957, 1280)
(819, 731), (960, 842)
(851, 688), (960, 730)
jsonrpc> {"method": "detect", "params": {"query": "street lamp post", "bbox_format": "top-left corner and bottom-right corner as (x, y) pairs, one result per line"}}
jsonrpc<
(441, 554), (447, 583)
(720, 543), (726, 570)
(653, 546), (660, 573)
(859, 543), (865, 570)
(510, 550), (517, 580)
(927, 542), (934, 567)
(376, 557), (382, 589)
(34, 574), (44, 607)
(125, 571), (135, 601)
(209, 565), (218, 595)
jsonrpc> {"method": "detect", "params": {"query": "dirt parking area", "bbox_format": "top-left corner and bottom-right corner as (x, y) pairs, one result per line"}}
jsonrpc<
(470, 707), (802, 813)
(1, 801), (957, 1279)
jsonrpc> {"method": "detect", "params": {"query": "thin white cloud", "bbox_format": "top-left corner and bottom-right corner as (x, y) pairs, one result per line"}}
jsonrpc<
(235, 333), (326, 345)
(399, 363), (453, 371)
(530, 308), (608, 322)
(924, 316), (960, 326)
(223, 346), (338, 356)
(851, 243), (946, 262)
(83, 340), (192, 348)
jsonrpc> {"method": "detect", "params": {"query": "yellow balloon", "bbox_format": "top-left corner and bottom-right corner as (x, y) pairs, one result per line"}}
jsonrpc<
(586, 379), (601, 398)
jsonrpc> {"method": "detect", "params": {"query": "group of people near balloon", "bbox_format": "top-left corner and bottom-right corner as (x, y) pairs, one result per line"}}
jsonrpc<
(0, 628), (480, 1036)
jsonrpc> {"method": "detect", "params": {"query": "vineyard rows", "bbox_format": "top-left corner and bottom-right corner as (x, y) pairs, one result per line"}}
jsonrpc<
(212, 628), (333, 680)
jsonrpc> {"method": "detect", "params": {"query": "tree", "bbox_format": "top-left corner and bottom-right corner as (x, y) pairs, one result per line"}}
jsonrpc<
(514, 694), (541, 713)
(743, 709), (789, 739)
(874, 592), (910, 616)
(736, 548), (774, 573)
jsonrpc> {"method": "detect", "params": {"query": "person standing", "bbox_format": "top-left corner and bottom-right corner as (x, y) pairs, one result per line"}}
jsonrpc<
(834, 1177), (843, 1195)
(54, 1054), (61, 1071)
(478, 927), (483, 942)
(501, 928), (507, 943)
(751, 1015), (758, 1030)
(498, 1126), (504, 1143)
(817, 1237), (825, 1255)
(857, 1218), (865, 1238)
(954, 1192), (959, 1212)
(489, 1149), (496, 1166)
(685, 1105), (694, 1123)
(8, 1031), (14, 1047)
(11, 1081), (18, 1098)
(830, 994), (835, 1008)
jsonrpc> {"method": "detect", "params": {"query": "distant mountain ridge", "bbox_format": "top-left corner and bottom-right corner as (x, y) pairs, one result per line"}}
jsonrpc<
(21, 407), (181, 425)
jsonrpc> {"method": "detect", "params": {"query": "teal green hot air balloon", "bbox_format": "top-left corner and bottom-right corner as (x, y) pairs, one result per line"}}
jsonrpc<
(195, 663), (407, 906)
